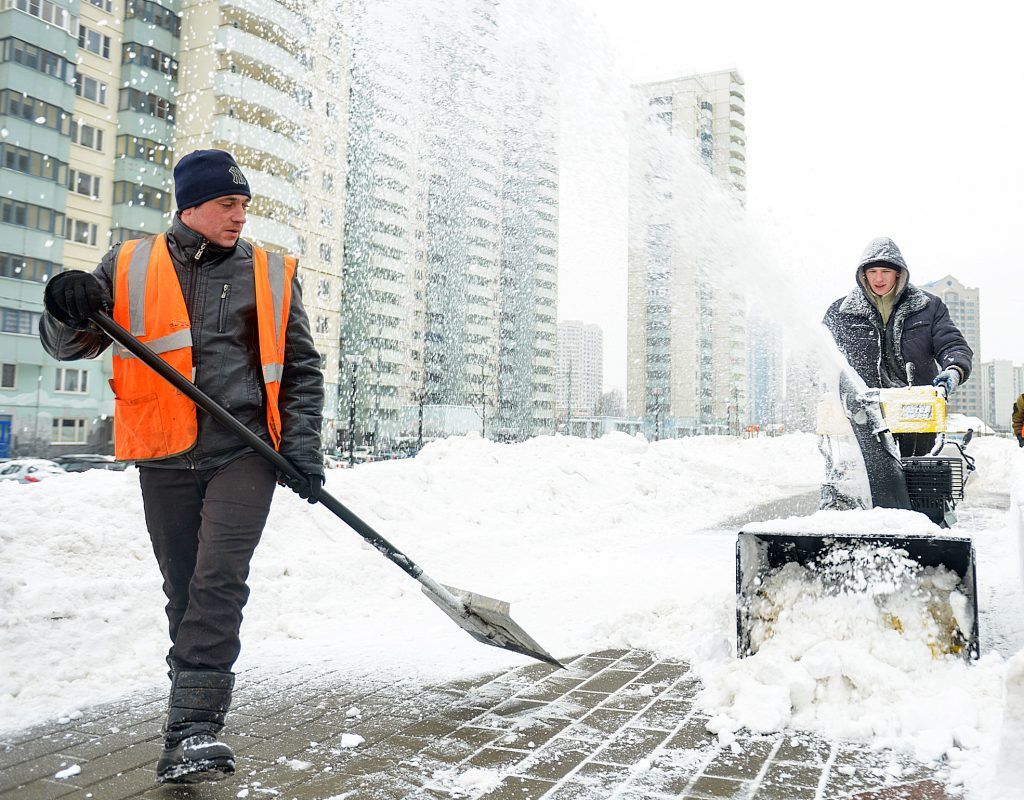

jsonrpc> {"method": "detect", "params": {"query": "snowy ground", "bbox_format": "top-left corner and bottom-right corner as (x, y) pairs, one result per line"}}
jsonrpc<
(1, 432), (1021, 797)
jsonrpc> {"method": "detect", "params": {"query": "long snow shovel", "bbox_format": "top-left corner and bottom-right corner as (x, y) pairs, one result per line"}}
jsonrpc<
(93, 311), (563, 668)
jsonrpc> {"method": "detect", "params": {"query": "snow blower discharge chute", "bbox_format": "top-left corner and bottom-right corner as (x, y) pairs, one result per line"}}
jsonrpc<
(736, 385), (979, 661)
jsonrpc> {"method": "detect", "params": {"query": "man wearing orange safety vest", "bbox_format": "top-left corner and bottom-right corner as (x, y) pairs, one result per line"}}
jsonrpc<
(39, 150), (324, 784)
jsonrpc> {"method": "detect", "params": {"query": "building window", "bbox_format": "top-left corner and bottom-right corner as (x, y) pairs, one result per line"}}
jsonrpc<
(78, 25), (111, 58)
(115, 134), (172, 166)
(0, 199), (64, 235)
(118, 87), (175, 121)
(124, 0), (181, 35)
(0, 90), (71, 134)
(74, 73), (108, 105)
(315, 316), (330, 334)
(121, 42), (178, 79)
(9, 0), (73, 31)
(1, 37), (74, 83)
(322, 171), (334, 191)
(64, 217), (98, 246)
(54, 367), (88, 393)
(0, 306), (43, 335)
(67, 168), (101, 199)
(0, 143), (67, 183)
(319, 242), (332, 263)
(0, 251), (56, 282)
(320, 207), (332, 226)
(112, 181), (170, 212)
(1, 363), (15, 389)
(52, 417), (87, 444)
(87, 0), (113, 10)
(70, 120), (104, 152)
(316, 278), (331, 301)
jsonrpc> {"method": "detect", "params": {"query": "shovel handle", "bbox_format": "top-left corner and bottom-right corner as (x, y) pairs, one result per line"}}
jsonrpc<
(92, 311), (425, 582)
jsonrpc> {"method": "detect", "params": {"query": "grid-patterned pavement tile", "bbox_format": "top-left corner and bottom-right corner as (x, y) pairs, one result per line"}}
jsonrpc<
(0, 650), (961, 800)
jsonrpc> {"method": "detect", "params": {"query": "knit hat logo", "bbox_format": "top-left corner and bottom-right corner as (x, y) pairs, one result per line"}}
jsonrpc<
(229, 165), (247, 186)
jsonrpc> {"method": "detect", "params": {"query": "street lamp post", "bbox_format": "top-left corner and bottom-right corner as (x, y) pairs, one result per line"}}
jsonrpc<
(416, 388), (427, 452)
(345, 354), (362, 467)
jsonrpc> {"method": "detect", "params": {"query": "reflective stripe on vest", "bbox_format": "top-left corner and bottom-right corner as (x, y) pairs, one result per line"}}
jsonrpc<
(111, 236), (294, 459)
(252, 248), (296, 449)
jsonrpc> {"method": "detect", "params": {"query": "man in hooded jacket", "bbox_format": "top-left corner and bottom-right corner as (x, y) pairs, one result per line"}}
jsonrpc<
(824, 237), (973, 457)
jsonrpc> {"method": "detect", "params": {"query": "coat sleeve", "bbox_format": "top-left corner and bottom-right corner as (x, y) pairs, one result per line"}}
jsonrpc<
(278, 271), (325, 475)
(929, 300), (974, 382)
(37, 246), (118, 361)
(1013, 395), (1024, 438)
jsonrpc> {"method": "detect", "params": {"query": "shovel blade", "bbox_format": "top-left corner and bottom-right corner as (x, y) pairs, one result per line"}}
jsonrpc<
(422, 583), (564, 668)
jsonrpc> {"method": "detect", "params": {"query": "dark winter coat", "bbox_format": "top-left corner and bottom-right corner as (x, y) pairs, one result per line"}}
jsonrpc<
(39, 216), (324, 474)
(823, 238), (973, 390)
(1013, 394), (1024, 439)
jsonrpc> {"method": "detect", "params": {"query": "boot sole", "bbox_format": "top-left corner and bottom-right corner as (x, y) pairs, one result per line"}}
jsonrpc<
(157, 758), (234, 784)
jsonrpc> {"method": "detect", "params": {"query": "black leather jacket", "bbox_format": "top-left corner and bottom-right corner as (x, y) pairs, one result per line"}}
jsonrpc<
(39, 216), (324, 474)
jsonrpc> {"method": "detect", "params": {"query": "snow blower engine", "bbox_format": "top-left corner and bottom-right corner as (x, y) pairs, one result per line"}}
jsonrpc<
(736, 384), (980, 661)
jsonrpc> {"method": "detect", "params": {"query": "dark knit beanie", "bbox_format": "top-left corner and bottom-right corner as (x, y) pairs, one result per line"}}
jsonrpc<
(173, 149), (251, 211)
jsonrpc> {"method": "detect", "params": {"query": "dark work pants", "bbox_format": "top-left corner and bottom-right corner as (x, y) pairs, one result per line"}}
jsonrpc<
(139, 454), (277, 672)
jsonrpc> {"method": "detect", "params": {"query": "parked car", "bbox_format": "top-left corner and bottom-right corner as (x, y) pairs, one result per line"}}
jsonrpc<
(51, 453), (126, 473)
(0, 459), (67, 484)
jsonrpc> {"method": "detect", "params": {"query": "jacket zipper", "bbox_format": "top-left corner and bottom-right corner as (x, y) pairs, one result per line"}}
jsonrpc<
(184, 239), (208, 470)
(217, 283), (231, 333)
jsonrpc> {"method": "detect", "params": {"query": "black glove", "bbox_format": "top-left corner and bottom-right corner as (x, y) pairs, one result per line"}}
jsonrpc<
(44, 271), (110, 329)
(1018, 436), (1024, 448)
(278, 470), (324, 504)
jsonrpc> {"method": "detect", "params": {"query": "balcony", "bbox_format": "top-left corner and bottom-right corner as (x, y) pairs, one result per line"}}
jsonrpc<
(729, 111), (745, 129)
(214, 70), (302, 123)
(244, 213), (300, 253)
(215, 27), (305, 84)
(245, 167), (301, 212)
(221, 0), (311, 40)
(212, 116), (302, 171)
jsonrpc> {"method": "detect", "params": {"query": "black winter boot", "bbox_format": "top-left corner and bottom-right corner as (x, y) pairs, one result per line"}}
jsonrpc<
(156, 669), (236, 783)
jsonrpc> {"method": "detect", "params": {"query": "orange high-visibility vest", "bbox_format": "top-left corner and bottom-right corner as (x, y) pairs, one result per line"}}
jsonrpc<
(110, 235), (296, 461)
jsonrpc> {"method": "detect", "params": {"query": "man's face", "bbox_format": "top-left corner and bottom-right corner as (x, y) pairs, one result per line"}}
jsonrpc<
(864, 266), (899, 296)
(180, 195), (249, 248)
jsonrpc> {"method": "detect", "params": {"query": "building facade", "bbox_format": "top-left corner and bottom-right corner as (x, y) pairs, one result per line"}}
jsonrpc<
(746, 307), (783, 429)
(555, 321), (603, 425)
(921, 275), (981, 420)
(979, 359), (1024, 434)
(627, 69), (747, 438)
(0, 0), (349, 458)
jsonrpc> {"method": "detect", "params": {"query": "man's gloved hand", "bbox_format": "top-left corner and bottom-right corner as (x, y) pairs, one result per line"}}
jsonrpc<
(932, 367), (961, 398)
(1017, 435), (1024, 448)
(44, 271), (110, 329)
(278, 470), (325, 504)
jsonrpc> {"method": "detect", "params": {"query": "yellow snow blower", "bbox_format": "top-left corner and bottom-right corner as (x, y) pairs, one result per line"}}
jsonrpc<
(737, 384), (980, 660)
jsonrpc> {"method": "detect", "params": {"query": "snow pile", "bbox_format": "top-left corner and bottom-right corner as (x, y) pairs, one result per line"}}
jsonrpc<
(0, 432), (821, 732)
(1, 432), (1020, 797)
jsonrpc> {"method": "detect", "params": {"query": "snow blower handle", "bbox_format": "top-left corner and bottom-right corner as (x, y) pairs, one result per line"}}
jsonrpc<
(91, 311), (425, 582)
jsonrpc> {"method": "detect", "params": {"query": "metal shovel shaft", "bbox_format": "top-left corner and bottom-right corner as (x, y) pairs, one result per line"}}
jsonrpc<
(92, 311), (562, 668)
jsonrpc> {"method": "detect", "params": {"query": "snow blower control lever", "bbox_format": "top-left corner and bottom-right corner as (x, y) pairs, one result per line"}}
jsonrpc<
(92, 311), (563, 669)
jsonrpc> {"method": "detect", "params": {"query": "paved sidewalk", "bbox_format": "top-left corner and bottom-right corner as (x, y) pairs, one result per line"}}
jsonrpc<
(1, 649), (954, 800)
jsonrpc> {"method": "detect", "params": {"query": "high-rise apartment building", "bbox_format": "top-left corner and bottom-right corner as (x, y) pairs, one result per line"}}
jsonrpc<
(555, 321), (602, 423)
(1, 0), (116, 455)
(1, 0), (348, 456)
(627, 69), (747, 437)
(343, 0), (558, 447)
(921, 275), (981, 420)
(175, 0), (349, 444)
(746, 307), (783, 429)
(979, 359), (1024, 434)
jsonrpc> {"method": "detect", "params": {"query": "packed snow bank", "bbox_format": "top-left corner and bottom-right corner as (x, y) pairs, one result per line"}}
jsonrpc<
(1, 432), (1020, 798)
(0, 432), (820, 733)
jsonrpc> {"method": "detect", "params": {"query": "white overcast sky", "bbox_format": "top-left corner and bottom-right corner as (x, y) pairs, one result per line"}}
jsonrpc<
(555, 0), (1022, 392)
